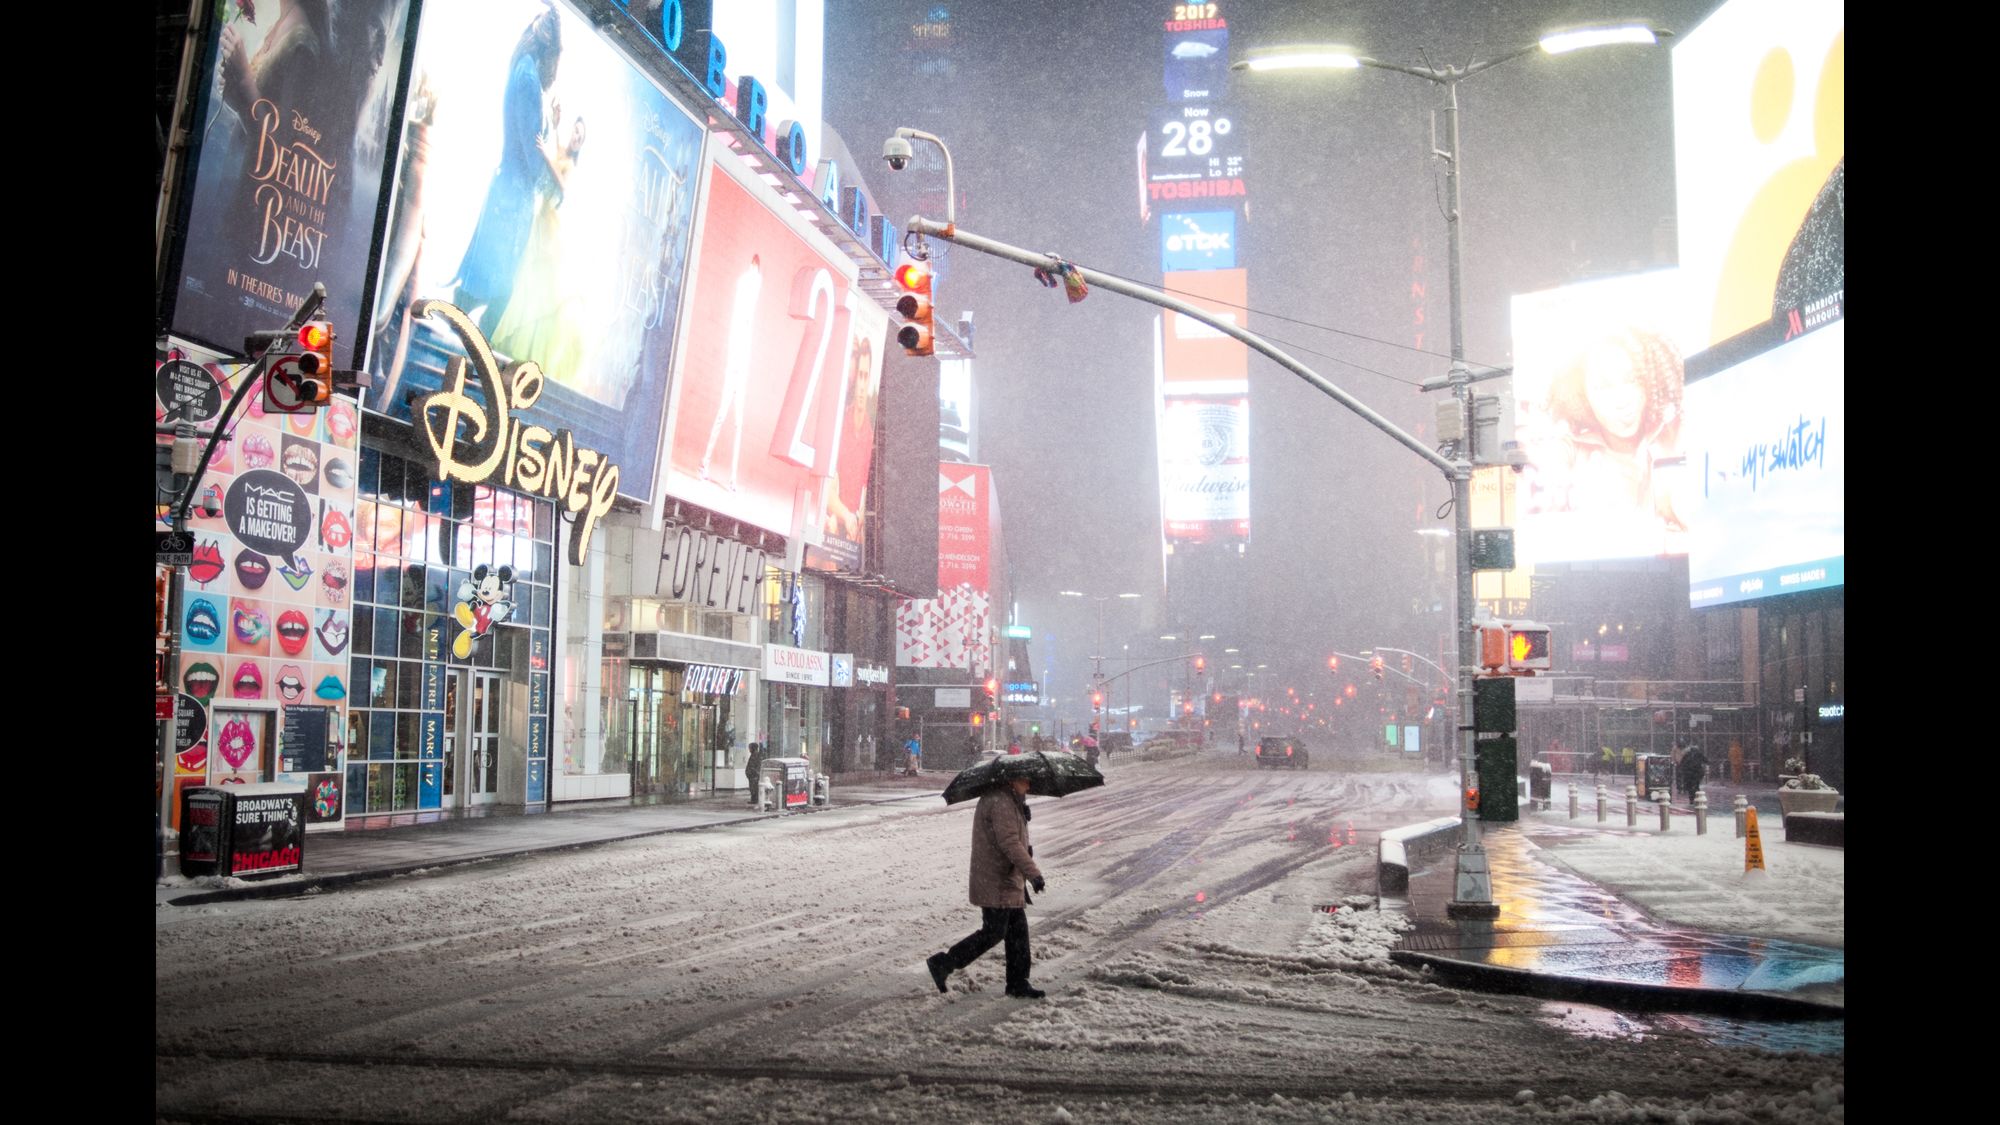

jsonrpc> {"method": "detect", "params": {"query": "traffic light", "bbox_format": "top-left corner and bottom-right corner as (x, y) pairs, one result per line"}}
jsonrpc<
(1091, 689), (1103, 711)
(894, 260), (934, 356)
(1371, 656), (1384, 682)
(1193, 654), (1205, 674)
(1327, 655), (1339, 672)
(265, 319), (333, 413)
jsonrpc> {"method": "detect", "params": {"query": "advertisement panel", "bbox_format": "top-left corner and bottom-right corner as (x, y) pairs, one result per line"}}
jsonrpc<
(1161, 211), (1237, 272)
(937, 464), (991, 591)
(662, 138), (869, 537)
(364, 0), (706, 501)
(1157, 394), (1250, 542)
(939, 359), (975, 463)
(804, 299), (892, 574)
(1147, 105), (1247, 207)
(1683, 316), (1844, 607)
(1163, 26), (1229, 102)
(157, 337), (360, 805)
(1673, 0), (1844, 350)
(170, 0), (412, 370)
(1511, 271), (1696, 565)
(1160, 269), (1249, 388)
(895, 463), (994, 671)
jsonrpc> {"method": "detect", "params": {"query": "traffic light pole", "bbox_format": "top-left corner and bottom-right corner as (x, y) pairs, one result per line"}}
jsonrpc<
(903, 216), (1499, 916)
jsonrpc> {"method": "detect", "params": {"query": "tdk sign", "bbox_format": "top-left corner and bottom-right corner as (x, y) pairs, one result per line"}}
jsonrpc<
(1161, 211), (1236, 272)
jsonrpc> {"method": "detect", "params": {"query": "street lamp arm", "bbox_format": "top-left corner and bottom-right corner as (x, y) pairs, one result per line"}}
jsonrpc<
(1098, 652), (1204, 689)
(906, 217), (1457, 479)
(1371, 646), (1452, 682)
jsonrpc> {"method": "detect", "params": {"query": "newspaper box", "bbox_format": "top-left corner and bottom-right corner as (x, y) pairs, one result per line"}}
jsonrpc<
(1636, 754), (1674, 799)
(1529, 760), (1553, 805)
(179, 783), (306, 879)
(761, 757), (812, 811)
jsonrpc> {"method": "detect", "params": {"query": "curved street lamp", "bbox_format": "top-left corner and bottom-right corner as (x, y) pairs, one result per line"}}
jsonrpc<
(1234, 22), (1668, 920)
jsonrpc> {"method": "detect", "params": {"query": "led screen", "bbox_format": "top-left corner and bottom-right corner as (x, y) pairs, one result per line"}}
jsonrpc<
(1683, 317), (1843, 607)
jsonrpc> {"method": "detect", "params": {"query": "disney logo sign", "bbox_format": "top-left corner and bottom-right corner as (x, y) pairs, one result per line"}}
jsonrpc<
(411, 300), (619, 567)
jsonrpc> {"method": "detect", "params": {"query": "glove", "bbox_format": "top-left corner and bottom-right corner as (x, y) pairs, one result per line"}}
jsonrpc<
(1030, 875), (1046, 894)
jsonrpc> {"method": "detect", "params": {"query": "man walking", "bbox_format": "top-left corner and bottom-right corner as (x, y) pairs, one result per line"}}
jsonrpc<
(1678, 744), (1708, 803)
(926, 772), (1047, 999)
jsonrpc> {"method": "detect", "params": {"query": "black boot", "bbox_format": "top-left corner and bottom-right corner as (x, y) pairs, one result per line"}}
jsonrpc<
(926, 953), (952, 994)
(1005, 984), (1045, 999)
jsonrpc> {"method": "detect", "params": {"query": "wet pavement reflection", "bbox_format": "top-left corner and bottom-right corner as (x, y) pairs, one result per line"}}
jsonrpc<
(1393, 820), (1843, 1046)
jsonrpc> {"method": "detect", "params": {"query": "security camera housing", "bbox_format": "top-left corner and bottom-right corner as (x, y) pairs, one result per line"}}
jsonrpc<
(883, 135), (914, 171)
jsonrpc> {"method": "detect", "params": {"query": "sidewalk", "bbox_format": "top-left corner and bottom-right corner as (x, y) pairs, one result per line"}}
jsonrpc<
(158, 770), (951, 908)
(1385, 811), (1843, 1020)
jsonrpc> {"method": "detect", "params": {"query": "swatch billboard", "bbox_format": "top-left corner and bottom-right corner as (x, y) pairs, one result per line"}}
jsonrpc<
(663, 137), (872, 540)
(1683, 314), (1844, 608)
(169, 0), (412, 370)
(363, 0), (706, 501)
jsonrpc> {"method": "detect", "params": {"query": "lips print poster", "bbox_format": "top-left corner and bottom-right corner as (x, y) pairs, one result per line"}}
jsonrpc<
(161, 338), (360, 806)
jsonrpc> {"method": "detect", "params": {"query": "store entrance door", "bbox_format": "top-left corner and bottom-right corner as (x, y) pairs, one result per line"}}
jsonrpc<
(447, 670), (501, 807)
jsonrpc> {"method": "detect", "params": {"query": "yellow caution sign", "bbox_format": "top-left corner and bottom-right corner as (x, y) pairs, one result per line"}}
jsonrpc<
(1744, 805), (1766, 872)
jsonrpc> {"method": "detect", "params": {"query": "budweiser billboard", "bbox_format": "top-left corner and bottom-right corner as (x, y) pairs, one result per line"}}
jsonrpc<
(1157, 394), (1249, 542)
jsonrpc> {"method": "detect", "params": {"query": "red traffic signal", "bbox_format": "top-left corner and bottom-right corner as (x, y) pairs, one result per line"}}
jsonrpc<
(1193, 654), (1206, 674)
(1327, 655), (1339, 672)
(1091, 690), (1103, 710)
(894, 261), (934, 356)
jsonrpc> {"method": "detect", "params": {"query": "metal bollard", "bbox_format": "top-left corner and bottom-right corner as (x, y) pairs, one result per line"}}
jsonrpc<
(1596, 784), (1607, 822)
(1659, 794), (1671, 832)
(1625, 785), (1637, 828)
(1569, 784), (1579, 820)
(1733, 794), (1747, 839)
(1694, 790), (1708, 836)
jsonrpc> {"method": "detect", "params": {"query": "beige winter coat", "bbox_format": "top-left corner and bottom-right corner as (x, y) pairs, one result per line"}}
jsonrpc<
(968, 787), (1042, 908)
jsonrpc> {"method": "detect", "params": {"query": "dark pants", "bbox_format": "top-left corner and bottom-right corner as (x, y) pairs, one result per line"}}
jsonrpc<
(944, 907), (1031, 989)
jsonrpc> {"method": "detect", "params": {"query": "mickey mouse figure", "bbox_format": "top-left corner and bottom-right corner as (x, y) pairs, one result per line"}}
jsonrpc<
(452, 564), (515, 659)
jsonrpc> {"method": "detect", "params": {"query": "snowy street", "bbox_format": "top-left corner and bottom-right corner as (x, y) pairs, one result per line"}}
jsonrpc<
(157, 758), (1843, 1122)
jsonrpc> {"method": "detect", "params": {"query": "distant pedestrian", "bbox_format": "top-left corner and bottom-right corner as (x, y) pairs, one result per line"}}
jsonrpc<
(904, 736), (922, 777)
(925, 773), (1047, 1000)
(744, 741), (765, 806)
(1678, 746), (1708, 802)
(1007, 737), (1023, 755)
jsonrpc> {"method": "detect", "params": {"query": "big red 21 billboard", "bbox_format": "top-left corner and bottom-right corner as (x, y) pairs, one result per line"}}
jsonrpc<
(663, 136), (875, 540)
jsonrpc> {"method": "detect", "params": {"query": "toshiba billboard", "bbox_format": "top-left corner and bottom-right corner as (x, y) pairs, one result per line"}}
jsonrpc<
(663, 136), (877, 539)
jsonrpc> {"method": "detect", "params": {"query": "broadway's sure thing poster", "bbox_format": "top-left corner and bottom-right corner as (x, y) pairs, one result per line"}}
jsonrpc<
(172, 0), (412, 369)
(364, 0), (706, 501)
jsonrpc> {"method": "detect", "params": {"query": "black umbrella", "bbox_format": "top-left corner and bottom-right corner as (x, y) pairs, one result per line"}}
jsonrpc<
(942, 750), (1106, 805)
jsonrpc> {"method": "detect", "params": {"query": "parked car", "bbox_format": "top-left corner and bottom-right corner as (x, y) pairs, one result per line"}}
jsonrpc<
(1254, 736), (1309, 770)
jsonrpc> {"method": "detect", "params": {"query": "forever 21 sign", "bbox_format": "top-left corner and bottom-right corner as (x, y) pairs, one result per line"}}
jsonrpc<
(651, 523), (769, 615)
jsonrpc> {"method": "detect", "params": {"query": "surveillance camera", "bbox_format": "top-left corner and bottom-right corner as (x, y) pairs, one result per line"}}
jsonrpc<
(883, 136), (913, 171)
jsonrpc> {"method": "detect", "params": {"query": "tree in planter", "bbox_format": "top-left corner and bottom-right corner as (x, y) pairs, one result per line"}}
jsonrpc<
(1782, 757), (1831, 790)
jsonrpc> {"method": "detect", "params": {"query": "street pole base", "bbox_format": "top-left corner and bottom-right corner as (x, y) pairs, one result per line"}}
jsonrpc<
(1446, 899), (1502, 920)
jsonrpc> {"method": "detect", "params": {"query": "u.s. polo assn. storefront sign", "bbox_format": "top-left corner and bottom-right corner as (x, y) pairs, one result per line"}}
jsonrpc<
(763, 644), (830, 686)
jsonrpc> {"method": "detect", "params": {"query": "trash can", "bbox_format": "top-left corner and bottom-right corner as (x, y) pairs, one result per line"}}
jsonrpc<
(761, 757), (812, 812)
(1528, 760), (1553, 806)
(179, 783), (306, 879)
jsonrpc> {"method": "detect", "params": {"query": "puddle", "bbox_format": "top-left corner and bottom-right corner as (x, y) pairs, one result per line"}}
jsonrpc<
(1539, 1002), (1843, 1055)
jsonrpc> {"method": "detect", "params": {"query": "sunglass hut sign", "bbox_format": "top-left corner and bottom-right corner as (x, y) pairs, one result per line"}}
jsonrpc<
(413, 300), (618, 567)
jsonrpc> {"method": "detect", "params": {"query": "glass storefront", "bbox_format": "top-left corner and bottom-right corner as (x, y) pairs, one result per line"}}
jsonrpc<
(345, 443), (556, 814)
(601, 661), (742, 798)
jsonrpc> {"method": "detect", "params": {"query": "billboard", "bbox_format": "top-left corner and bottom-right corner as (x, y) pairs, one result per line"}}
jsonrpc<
(1683, 315), (1844, 608)
(662, 137), (872, 538)
(1157, 394), (1250, 542)
(1511, 271), (1696, 565)
(939, 358), (974, 463)
(875, 349), (943, 598)
(156, 338), (360, 807)
(1160, 269), (1249, 389)
(170, 0), (413, 370)
(1146, 105), (1247, 207)
(937, 464), (992, 592)
(363, 0), (706, 501)
(1163, 26), (1229, 102)
(804, 299), (892, 574)
(1673, 0), (1844, 350)
(1161, 211), (1237, 272)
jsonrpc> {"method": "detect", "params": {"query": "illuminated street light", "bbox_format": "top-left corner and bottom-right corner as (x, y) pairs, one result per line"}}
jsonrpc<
(1236, 23), (1667, 920)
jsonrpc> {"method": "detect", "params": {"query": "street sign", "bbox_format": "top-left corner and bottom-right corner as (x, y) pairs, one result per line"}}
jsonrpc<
(156, 530), (194, 566)
(155, 691), (176, 721)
